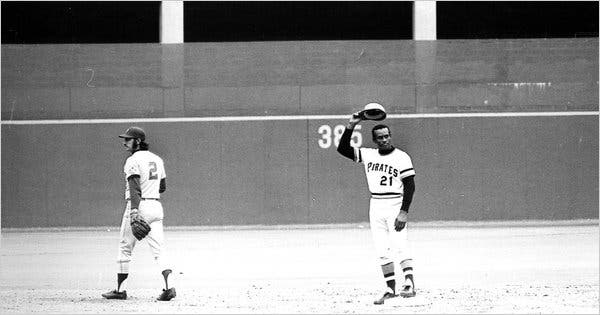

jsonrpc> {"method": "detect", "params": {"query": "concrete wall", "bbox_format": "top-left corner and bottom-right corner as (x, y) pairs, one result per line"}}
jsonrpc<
(3, 39), (597, 118)
(2, 39), (598, 227)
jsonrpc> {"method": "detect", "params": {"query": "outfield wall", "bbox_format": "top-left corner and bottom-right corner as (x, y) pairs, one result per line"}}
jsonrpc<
(2, 39), (598, 227)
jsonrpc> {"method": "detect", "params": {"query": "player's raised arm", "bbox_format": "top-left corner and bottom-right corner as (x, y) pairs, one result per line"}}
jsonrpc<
(337, 112), (362, 160)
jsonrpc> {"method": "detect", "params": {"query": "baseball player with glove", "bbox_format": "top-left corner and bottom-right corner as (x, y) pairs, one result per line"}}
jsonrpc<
(102, 126), (176, 301)
(337, 104), (417, 305)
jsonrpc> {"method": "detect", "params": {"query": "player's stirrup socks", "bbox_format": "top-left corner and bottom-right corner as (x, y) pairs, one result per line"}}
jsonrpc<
(117, 273), (128, 292)
(381, 262), (396, 293)
(400, 259), (414, 287)
(162, 269), (172, 289)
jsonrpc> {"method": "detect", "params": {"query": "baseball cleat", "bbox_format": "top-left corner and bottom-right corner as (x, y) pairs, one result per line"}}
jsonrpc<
(102, 289), (127, 300)
(157, 287), (176, 301)
(399, 284), (416, 298)
(373, 290), (398, 305)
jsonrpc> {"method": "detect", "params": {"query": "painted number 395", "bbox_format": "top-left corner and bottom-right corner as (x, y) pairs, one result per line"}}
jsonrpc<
(317, 124), (362, 149)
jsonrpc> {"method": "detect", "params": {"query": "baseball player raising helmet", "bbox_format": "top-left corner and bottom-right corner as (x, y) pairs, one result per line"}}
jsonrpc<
(102, 126), (176, 301)
(337, 105), (417, 305)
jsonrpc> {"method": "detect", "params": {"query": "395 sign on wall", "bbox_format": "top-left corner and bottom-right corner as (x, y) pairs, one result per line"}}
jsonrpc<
(317, 124), (362, 149)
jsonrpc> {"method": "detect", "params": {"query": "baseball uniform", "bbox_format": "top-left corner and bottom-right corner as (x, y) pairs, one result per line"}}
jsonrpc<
(119, 150), (168, 274)
(353, 146), (415, 266)
(337, 121), (417, 304)
(103, 126), (176, 301)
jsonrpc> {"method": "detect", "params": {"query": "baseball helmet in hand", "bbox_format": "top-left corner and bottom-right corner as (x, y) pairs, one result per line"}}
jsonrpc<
(357, 103), (386, 121)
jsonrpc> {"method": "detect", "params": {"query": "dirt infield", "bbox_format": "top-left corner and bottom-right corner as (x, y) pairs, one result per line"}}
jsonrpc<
(1, 220), (598, 314)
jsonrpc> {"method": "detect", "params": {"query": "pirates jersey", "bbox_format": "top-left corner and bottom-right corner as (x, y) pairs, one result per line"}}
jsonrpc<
(124, 150), (166, 200)
(353, 147), (415, 197)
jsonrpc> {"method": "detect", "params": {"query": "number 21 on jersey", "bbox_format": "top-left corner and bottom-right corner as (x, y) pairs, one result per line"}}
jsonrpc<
(380, 176), (394, 186)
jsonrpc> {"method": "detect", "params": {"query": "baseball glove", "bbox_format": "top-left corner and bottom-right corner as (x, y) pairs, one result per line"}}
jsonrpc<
(130, 211), (151, 240)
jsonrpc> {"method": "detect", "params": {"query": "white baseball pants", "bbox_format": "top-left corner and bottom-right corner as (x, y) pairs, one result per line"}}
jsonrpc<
(117, 200), (169, 273)
(368, 197), (411, 266)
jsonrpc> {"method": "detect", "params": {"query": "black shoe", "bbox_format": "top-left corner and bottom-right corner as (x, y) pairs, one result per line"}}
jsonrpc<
(102, 290), (127, 300)
(399, 284), (416, 298)
(157, 287), (176, 301)
(374, 290), (398, 305)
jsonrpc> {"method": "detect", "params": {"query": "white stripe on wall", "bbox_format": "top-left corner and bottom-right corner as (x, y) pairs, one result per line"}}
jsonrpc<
(1, 111), (598, 125)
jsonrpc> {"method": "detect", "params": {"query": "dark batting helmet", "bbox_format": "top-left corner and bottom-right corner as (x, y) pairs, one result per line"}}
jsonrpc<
(118, 126), (146, 141)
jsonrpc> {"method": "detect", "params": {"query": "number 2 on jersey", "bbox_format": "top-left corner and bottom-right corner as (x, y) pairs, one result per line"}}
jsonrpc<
(380, 176), (393, 186)
(148, 162), (158, 180)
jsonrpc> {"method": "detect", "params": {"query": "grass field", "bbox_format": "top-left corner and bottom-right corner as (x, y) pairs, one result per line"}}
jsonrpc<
(1, 220), (598, 314)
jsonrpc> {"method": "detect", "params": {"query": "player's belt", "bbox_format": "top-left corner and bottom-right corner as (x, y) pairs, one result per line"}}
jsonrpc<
(371, 192), (403, 199)
(126, 198), (160, 201)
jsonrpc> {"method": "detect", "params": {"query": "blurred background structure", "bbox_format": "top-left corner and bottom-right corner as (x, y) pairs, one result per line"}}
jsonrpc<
(1, 1), (598, 227)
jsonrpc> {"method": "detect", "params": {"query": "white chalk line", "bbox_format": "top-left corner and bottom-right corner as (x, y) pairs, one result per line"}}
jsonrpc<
(1, 111), (598, 125)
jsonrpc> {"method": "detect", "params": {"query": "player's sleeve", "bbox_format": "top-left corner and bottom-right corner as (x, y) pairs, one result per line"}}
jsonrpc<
(159, 178), (166, 193)
(354, 147), (364, 163)
(124, 157), (141, 180)
(128, 175), (142, 210)
(159, 158), (167, 193)
(400, 175), (415, 212)
(160, 159), (166, 179)
(337, 127), (357, 161)
(398, 152), (416, 179)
